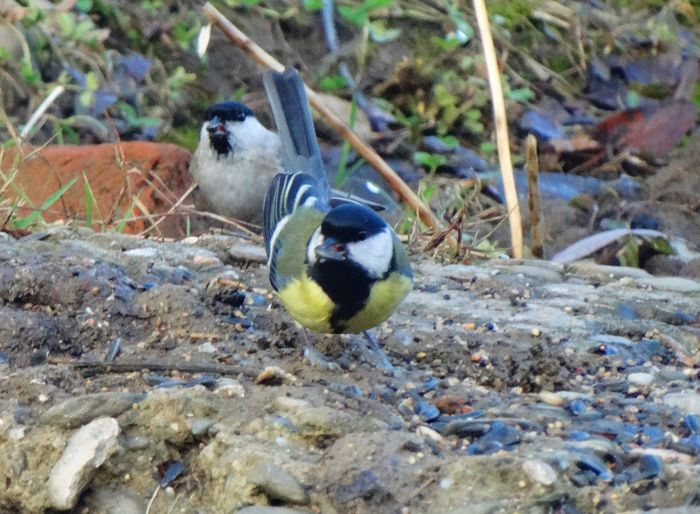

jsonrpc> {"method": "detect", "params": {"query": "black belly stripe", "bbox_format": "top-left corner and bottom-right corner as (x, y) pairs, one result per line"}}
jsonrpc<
(308, 260), (374, 333)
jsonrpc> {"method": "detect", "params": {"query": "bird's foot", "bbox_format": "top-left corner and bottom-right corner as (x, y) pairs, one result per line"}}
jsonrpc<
(303, 345), (340, 370)
(361, 331), (402, 377)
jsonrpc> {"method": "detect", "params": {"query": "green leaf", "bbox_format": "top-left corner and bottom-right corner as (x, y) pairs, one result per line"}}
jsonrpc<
(507, 87), (535, 103)
(431, 35), (462, 52)
(56, 13), (75, 37)
(13, 177), (78, 230)
(366, 0), (394, 8)
(20, 61), (40, 85)
(479, 142), (496, 155)
(85, 71), (99, 91)
(302, 0), (324, 10)
(650, 237), (673, 255)
(437, 135), (459, 148)
(319, 75), (348, 91)
(368, 20), (401, 42)
(76, 0), (94, 12)
(338, 5), (367, 25)
(74, 20), (96, 41)
(84, 175), (94, 227)
(414, 151), (447, 172)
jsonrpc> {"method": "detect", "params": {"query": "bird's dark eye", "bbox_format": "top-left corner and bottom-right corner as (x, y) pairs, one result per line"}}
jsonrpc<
(358, 230), (368, 238)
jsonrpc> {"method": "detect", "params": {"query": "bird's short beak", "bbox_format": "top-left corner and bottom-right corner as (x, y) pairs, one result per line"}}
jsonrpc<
(206, 116), (226, 136)
(314, 237), (347, 262)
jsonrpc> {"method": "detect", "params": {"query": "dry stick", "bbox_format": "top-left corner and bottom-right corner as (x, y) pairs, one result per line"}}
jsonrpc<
(525, 134), (544, 258)
(73, 359), (259, 379)
(201, 2), (452, 247)
(21, 85), (65, 139)
(472, 0), (523, 258)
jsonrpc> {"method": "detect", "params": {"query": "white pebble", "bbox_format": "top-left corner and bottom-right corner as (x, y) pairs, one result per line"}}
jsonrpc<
(48, 417), (120, 510)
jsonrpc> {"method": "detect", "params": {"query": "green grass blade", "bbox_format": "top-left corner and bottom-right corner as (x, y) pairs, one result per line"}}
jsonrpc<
(13, 177), (78, 230)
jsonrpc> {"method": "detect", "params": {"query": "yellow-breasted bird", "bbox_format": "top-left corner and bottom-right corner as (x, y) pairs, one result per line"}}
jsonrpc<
(262, 68), (412, 362)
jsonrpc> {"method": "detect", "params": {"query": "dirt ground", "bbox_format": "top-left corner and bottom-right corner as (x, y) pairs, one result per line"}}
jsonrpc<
(1, 225), (699, 513)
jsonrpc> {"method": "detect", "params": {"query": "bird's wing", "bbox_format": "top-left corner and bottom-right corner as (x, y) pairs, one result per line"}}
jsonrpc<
(264, 172), (326, 290)
(262, 67), (330, 199)
(328, 189), (386, 212)
(263, 171), (322, 256)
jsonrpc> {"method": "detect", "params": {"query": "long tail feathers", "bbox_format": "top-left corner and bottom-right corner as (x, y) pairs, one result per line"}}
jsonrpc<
(262, 68), (329, 199)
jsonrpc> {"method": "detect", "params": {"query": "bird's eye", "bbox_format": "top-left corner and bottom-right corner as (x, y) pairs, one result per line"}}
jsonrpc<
(358, 230), (368, 238)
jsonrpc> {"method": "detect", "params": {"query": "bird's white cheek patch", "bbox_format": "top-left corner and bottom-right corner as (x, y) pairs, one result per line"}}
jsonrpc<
(347, 229), (393, 278)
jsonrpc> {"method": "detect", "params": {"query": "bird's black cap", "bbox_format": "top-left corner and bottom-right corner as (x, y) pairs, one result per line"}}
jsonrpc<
(321, 204), (386, 243)
(204, 101), (254, 123)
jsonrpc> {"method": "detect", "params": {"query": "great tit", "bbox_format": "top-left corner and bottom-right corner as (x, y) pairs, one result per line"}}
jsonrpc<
(190, 96), (393, 226)
(262, 67), (413, 336)
(189, 101), (282, 224)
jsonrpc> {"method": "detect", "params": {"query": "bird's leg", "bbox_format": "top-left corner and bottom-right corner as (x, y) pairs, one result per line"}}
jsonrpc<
(301, 328), (340, 370)
(362, 331), (399, 376)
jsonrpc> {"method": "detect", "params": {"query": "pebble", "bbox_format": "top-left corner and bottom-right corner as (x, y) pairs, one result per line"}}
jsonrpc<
(197, 342), (218, 353)
(123, 247), (158, 258)
(83, 486), (145, 514)
(538, 391), (565, 407)
(214, 378), (246, 398)
(190, 418), (216, 436)
(227, 243), (267, 264)
(522, 459), (558, 486)
(248, 462), (309, 504)
(273, 397), (313, 412)
(255, 366), (297, 386)
(663, 391), (700, 416)
(628, 372), (655, 386)
(39, 392), (146, 428)
(48, 417), (120, 509)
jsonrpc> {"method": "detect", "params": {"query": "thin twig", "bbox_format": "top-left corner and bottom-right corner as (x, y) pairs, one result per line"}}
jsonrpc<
(145, 485), (160, 514)
(73, 359), (259, 379)
(472, 0), (523, 258)
(525, 134), (544, 258)
(21, 85), (65, 139)
(202, 2), (453, 248)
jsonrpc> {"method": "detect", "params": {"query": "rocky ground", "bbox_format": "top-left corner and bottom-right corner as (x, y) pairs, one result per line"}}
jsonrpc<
(0, 227), (699, 513)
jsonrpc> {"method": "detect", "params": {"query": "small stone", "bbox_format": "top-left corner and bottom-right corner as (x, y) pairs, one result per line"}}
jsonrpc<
(197, 342), (217, 353)
(193, 253), (220, 265)
(83, 486), (145, 514)
(48, 417), (120, 510)
(248, 462), (309, 504)
(273, 396), (312, 412)
(663, 391), (700, 416)
(255, 366), (296, 386)
(522, 459), (557, 486)
(628, 372), (655, 387)
(190, 418), (216, 436)
(214, 378), (245, 398)
(39, 392), (146, 428)
(439, 478), (454, 489)
(123, 247), (158, 258)
(228, 243), (267, 264)
(538, 391), (565, 407)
